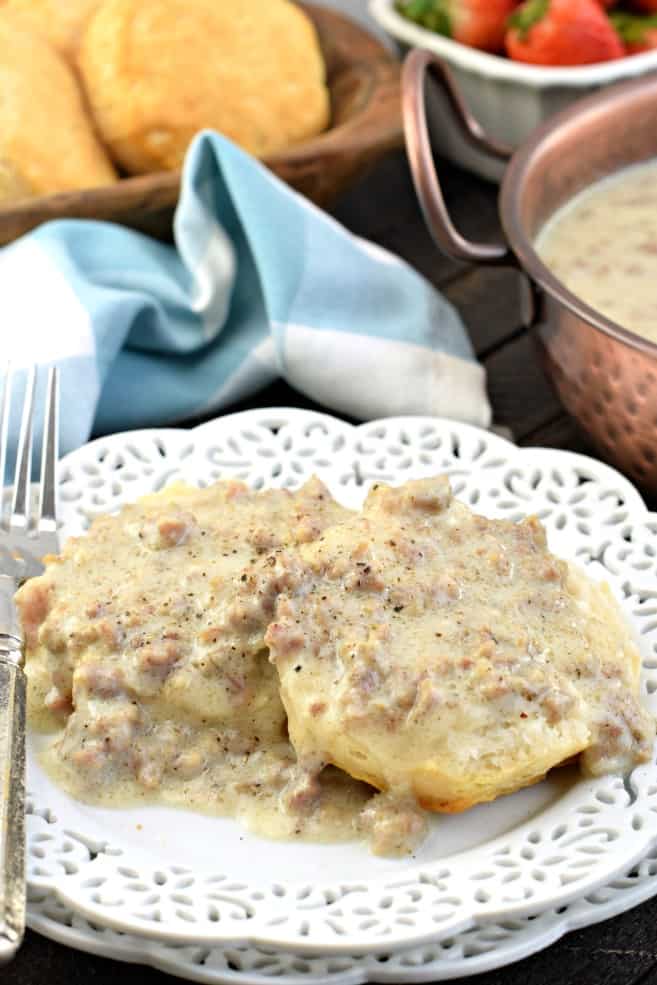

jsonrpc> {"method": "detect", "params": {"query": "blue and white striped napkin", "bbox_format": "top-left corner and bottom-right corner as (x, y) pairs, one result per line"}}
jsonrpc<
(0, 131), (490, 461)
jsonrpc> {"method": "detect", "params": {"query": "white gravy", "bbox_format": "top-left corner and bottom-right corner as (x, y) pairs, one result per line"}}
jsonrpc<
(536, 159), (657, 343)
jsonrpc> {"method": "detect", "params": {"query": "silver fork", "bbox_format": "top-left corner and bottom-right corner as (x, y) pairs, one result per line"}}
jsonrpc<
(0, 366), (59, 964)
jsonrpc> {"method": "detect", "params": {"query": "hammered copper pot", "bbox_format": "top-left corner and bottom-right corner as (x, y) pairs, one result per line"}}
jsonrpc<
(403, 49), (657, 494)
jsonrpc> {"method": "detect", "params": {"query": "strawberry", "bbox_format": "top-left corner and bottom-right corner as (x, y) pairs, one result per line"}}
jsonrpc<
(611, 11), (657, 51)
(394, 0), (518, 52)
(506, 0), (625, 65)
(630, 0), (657, 12)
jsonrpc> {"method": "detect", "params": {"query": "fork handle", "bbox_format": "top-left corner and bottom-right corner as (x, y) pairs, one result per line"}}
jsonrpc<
(0, 629), (25, 963)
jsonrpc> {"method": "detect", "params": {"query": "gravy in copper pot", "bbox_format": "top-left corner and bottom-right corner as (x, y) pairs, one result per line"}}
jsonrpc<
(536, 160), (657, 344)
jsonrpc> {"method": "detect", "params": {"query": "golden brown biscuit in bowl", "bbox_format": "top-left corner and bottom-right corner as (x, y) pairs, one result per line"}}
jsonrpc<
(78, 0), (331, 175)
(0, 0), (99, 60)
(0, 5), (402, 244)
(0, 13), (116, 203)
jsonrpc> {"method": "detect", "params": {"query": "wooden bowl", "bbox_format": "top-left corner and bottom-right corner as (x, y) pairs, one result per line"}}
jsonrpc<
(0, 4), (402, 247)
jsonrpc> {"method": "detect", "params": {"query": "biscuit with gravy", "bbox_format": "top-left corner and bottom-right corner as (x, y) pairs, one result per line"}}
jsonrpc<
(265, 477), (654, 812)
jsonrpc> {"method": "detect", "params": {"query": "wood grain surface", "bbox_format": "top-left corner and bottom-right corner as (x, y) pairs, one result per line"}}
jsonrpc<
(0, 4), (403, 246)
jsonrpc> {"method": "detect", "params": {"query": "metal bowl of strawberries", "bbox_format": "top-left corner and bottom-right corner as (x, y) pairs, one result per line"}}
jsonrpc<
(371, 0), (657, 180)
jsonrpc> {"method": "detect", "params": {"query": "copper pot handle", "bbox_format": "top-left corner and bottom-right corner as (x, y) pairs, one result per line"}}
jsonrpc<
(402, 49), (513, 265)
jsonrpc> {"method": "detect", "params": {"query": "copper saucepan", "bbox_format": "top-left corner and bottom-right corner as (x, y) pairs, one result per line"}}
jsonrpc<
(402, 49), (657, 495)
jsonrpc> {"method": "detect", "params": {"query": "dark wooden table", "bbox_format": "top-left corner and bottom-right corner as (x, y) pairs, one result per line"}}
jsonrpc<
(8, 151), (657, 985)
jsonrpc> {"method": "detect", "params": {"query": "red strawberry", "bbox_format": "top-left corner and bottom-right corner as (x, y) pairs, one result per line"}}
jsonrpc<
(395, 0), (518, 52)
(631, 0), (657, 12)
(506, 0), (625, 65)
(611, 11), (657, 51)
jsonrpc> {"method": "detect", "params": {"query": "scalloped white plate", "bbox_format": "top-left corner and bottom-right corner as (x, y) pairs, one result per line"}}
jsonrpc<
(26, 845), (657, 984)
(26, 409), (657, 956)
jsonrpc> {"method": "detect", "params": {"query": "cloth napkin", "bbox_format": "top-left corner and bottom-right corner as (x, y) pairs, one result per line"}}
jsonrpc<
(0, 131), (491, 462)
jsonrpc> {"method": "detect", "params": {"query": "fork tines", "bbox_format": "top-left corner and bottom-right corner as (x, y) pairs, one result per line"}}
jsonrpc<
(0, 366), (59, 538)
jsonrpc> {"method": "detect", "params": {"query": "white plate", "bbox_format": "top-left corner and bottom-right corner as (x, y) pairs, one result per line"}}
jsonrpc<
(27, 844), (657, 984)
(26, 409), (657, 955)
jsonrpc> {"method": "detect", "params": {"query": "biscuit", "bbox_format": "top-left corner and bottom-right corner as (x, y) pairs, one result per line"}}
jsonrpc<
(265, 477), (654, 813)
(0, 0), (99, 61)
(17, 477), (349, 801)
(0, 13), (116, 203)
(78, 0), (330, 174)
(0, 158), (33, 205)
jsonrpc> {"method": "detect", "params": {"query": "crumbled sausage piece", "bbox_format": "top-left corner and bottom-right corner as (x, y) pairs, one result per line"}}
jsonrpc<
(282, 767), (323, 814)
(137, 640), (183, 675)
(266, 621), (305, 657)
(74, 664), (127, 699)
(15, 579), (51, 647)
(344, 565), (385, 593)
(249, 527), (278, 553)
(156, 512), (196, 548)
(358, 793), (428, 857)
